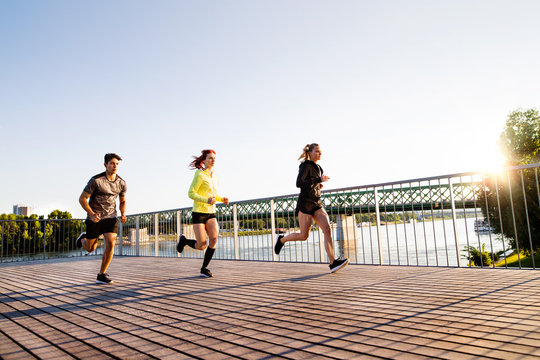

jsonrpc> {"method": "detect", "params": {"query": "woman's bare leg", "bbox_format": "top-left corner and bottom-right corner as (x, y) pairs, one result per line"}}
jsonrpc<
(281, 212), (313, 243)
(201, 218), (219, 272)
(205, 218), (219, 249)
(193, 224), (208, 250)
(312, 208), (335, 263)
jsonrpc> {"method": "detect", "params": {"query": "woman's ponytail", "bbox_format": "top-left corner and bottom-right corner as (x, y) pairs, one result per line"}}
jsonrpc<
(298, 143), (318, 161)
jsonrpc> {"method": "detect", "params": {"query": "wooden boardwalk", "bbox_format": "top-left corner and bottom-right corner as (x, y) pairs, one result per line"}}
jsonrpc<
(1, 257), (539, 359)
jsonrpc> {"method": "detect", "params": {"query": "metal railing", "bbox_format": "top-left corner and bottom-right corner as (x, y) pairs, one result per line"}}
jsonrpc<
(2, 164), (539, 268)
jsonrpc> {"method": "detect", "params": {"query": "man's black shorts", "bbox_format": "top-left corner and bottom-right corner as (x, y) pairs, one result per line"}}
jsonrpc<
(85, 218), (119, 239)
(192, 212), (216, 224)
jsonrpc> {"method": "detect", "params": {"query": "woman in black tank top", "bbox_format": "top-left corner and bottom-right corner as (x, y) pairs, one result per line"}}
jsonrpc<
(274, 143), (349, 273)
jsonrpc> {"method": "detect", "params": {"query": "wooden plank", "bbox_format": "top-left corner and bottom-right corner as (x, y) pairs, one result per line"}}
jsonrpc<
(0, 257), (539, 359)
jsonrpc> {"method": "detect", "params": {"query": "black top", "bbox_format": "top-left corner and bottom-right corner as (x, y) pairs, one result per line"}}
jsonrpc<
(296, 160), (323, 212)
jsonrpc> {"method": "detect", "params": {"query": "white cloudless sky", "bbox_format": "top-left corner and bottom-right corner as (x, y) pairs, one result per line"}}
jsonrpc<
(1, 0), (539, 218)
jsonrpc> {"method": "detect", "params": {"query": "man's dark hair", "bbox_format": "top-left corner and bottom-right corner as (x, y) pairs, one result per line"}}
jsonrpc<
(104, 153), (122, 163)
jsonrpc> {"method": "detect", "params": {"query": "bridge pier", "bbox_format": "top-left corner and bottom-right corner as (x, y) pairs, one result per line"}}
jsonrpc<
(335, 215), (357, 258)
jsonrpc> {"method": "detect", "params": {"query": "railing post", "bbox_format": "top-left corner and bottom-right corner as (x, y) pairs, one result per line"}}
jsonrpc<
(154, 213), (159, 257)
(520, 170), (535, 268)
(318, 227), (325, 263)
(270, 200), (277, 261)
(374, 189), (383, 265)
(1, 221), (4, 262)
(507, 171), (521, 267)
(43, 220), (47, 260)
(449, 182), (461, 267)
(118, 219), (123, 256)
(176, 210), (182, 257)
(233, 204), (239, 260)
(80, 220), (84, 256)
(135, 215), (140, 257)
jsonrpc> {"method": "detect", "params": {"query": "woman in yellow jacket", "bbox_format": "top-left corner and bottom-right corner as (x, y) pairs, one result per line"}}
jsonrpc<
(176, 149), (229, 277)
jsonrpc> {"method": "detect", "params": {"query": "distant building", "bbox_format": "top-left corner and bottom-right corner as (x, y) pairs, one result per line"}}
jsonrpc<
(13, 204), (33, 216)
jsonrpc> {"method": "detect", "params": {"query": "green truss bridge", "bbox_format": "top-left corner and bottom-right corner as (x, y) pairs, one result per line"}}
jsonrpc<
(211, 180), (485, 221)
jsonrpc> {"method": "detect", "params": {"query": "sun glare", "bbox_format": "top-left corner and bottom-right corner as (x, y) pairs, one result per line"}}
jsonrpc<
(480, 149), (507, 175)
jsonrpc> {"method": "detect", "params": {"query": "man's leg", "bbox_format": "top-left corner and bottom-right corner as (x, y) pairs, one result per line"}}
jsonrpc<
(99, 232), (117, 275)
(81, 237), (98, 253)
(80, 220), (98, 253)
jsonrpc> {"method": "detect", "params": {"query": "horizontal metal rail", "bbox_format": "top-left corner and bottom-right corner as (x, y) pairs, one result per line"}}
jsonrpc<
(2, 164), (539, 268)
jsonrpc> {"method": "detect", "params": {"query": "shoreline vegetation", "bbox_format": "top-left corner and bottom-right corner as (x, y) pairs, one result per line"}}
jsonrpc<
(2, 211), (537, 267)
(495, 251), (540, 268)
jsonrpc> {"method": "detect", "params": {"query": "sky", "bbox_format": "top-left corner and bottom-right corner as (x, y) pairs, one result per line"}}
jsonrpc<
(1, 0), (539, 218)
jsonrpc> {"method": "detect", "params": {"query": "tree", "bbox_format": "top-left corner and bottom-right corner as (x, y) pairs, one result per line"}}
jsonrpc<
(46, 210), (80, 251)
(480, 108), (540, 253)
(500, 108), (540, 165)
(276, 218), (288, 228)
(1, 211), (82, 257)
(48, 210), (73, 220)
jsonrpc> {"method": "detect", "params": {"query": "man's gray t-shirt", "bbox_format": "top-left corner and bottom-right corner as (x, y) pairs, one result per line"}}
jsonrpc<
(83, 172), (127, 219)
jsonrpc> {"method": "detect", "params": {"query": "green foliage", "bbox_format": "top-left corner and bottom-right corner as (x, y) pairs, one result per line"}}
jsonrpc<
(276, 217), (297, 228)
(480, 108), (540, 252)
(481, 169), (540, 252)
(276, 217), (291, 228)
(239, 219), (266, 230)
(48, 210), (73, 220)
(495, 251), (540, 268)
(463, 243), (493, 267)
(355, 213), (378, 224)
(0, 210), (82, 258)
(500, 108), (540, 165)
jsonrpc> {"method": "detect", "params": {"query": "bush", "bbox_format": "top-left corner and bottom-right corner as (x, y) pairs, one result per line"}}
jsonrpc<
(463, 243), (493, 267)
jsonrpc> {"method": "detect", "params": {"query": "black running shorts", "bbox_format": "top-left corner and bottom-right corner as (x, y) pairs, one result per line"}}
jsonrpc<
(85, 218), (119, 239)
(295, 204), (323, 216)
(192, 212), (216, 224)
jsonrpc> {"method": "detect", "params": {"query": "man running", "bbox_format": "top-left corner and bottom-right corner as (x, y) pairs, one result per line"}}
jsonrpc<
(76, 153), (127, 284)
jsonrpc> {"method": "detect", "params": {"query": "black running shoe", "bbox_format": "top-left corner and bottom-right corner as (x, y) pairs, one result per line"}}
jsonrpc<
(274, 235), (284, 255)
(96, 273), (114, 284)
(75, 232), (86, 249)
(200, 268), (213, 278)
(176, 235), (187, 253)
(329, 258), (350, 273)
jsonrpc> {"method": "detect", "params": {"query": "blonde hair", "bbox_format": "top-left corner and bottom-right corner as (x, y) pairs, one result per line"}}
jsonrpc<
(298, 143), (319, 162)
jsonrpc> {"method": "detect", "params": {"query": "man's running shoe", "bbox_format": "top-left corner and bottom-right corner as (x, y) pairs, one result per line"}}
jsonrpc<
(200, 268), (213, 278)
(329, 258), (350, 273)
(274, 235), (284, 255)
(75, 232), (86, 249)
(176, 235), (187, 253)
(96, 273), (114, 284)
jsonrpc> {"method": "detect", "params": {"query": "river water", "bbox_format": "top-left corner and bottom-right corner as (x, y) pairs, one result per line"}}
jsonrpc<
(121, 218), (505, 267)
(4, 218), (505, 266)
